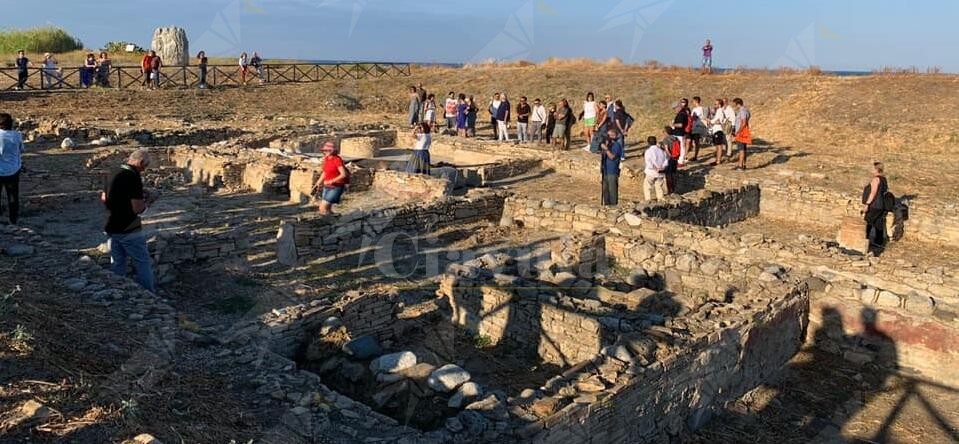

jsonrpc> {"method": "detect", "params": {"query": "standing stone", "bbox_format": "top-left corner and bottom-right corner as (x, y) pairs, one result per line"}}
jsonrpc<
(276, 221), (298, 266)
(837, 216), (869, 254)
(151, 27), (189, 66)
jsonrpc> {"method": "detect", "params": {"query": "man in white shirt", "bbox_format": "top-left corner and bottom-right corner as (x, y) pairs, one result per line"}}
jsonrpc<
(721, 97), (736, 156)
(530, 98), (547, 143)
(643, 136), (668, 202)
(444, 92), (458, 134)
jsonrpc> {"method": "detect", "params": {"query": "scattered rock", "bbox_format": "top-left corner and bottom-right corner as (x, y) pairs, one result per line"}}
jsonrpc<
(465, 394), (508, 420)
(530, 397), (560, 417)
(60, 137), (76, 149)
(456, 410), (489, 436)
(427, 364), (471, 392)
(319, 316), (343, 335)
(372, 380), (409, 407)
(129, 434), (164, 444)
(623, 213), (642, 226)
(575, 376), (606, 393)
(369, 351), (417, 374)
(448, 381), (482, 408)
(341, 335), (382, 360)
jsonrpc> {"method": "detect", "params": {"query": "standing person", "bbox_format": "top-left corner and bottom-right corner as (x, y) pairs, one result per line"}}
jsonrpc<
(466, 95), (478, 137)
(530, 98), (547, 143)
(604, 94), (616, 119)
(197, 51), (209, 89)
(314, 142), (349, 216)
(406, 122), (432, 175)
(0, 114), (24, 225)
(149, 52), (163, 89)
(580, 92), (598, 150)
(495, 93), (511, 142)
(589, 99), (610, 153)
(423, 94), (437, 132)
(42, 53), (60, 89)
(671, 99), (690, 165)
(96, 52), (112, 87)
(553, 100), (570, 149)
(689, 96), (707, 161)
(408, 86), (421, 127)
(444, 92), (458, 135)
(702, 39), (714, 74)
(140, 51), (154, 89)
(545, 103), (557, 145)
(721, 97), (736, 157)
(250, 51), (264, 84)
(456, 94), (469, 137)
(488, 93), (501, 139)
(81, 53), (96, 88)
(416, 83), (428, 122)
(733, 98), (751, 170)
(102, 149), (156, 293)
(238, 52), (249, 85)
(15, 50), (31, 90)
(599, 128), (624, 206)
(862, 161), (890, 252)
(708, 98), (730, 165)
(611, 100), (632, 159)
(516, 96), (531, 143)
(662, 126), (682, 194)
(643, 136), (669, 202)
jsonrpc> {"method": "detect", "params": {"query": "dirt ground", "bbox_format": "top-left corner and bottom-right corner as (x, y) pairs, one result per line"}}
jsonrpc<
(1, 65), (957, 443)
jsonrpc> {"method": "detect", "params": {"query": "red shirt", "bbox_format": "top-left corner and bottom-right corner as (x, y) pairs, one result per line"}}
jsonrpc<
(141, 55), (154, 71)
(323, 155), (347, 187)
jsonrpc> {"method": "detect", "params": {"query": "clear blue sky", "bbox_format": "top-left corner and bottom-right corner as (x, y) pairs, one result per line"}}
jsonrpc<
(2, 0), (953, 71)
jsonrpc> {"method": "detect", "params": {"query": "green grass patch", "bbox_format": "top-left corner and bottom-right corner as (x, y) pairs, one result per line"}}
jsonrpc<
(0, 26), (83, 54)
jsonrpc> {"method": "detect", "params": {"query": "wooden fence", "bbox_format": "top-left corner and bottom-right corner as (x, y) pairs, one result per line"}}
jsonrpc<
(0, 62), (412, 91)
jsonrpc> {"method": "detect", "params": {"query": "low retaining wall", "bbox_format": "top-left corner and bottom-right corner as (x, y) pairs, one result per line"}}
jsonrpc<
(529, 286), (809, 443)
(289, 190), (507, 259)
(268, 130), (396, 157)
(371, 170), (452, 201)
(707, 173), (959, 246)
(639, 185), (759, 227)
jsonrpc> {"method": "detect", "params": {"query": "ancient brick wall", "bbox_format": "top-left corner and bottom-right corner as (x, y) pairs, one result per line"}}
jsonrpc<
(442, 279), (603, 367)
(370, 170), (452, 201)
(291, 190), (507, 259)
(529, 287), (809, 443)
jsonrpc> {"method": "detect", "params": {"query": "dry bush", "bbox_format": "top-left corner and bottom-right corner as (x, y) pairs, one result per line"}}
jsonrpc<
(606, 57), (624, 67)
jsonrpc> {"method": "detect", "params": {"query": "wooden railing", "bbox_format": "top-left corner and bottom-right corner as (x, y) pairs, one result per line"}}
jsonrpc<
(0, 62), (412, 91)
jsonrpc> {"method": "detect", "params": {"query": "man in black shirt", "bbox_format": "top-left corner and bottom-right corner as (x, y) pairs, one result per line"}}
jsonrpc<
(15, 50), (31, 90)
(671, 99), (690, 164)
(102, 149), (156, 292)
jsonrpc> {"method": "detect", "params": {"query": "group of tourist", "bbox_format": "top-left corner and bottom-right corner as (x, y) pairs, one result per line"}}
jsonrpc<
(13, 49), (265, 90)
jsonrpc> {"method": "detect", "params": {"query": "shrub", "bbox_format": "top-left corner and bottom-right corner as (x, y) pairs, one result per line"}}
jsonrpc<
(0, 26), (83, 54)
(102, 41), (145, 54)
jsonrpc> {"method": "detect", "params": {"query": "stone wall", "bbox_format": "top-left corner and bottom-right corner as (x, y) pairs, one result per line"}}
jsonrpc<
(707, 174), (959, 246)
(290, 190), (507, 260)
(269, 130), (396, 156)
(236, 290), (398, 359)
(501, 195), (959, 386)
(529, 286), (809, 443)
(242, 161), (292, 197)
(150, 229), (250, 283)
(441, 277), (603, 367)
(370, 170), (452, 201)
(639, 185), (759, 227)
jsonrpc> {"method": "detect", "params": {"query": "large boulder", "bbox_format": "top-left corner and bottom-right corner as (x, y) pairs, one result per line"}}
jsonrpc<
(152, 27), (189, 66)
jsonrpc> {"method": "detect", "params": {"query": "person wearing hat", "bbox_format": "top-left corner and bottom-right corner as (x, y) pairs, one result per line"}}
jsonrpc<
(314, 142), (349, 215)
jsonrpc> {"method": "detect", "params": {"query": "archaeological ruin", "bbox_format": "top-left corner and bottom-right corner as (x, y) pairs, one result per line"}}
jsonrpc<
(1, 115), (956, 443)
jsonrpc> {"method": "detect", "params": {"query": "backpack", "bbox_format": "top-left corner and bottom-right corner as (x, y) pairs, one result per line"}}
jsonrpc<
(861, 184), (895, 211)
(683, 110), (693, 134)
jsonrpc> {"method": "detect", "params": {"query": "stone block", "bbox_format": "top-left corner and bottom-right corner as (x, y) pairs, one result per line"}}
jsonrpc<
(837, 216), (869, 253)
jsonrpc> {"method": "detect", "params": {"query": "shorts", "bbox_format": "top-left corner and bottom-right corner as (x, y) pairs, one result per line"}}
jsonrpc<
(703, 57), (712, 67)
(712, 131), (726, 145)
(584, 117), (596, 126)
(322, 186), (345, 204)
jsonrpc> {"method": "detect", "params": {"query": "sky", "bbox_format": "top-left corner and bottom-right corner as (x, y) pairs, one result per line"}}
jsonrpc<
(1, 0), (955, 72)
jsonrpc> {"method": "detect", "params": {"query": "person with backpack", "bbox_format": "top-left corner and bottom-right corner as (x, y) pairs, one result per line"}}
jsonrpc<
(661, 126), (682, 194)
(314, 142), (349, 216)
(689, 96), (708, 161)
(862, 161), (893, 251)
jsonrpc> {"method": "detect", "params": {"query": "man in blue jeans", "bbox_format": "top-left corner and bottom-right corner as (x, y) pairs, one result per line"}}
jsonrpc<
(600, 128), (624, 206)
(102, 149), (156, 293)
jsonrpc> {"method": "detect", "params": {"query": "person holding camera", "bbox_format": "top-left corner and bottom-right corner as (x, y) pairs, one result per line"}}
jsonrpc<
(102, 149), (157, 293)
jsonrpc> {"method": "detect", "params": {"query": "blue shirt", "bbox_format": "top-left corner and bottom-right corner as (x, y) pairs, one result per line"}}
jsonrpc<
(16, 57), (29, 71)
(0, 130), (24, 176)
(601, 139), (623, 176)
